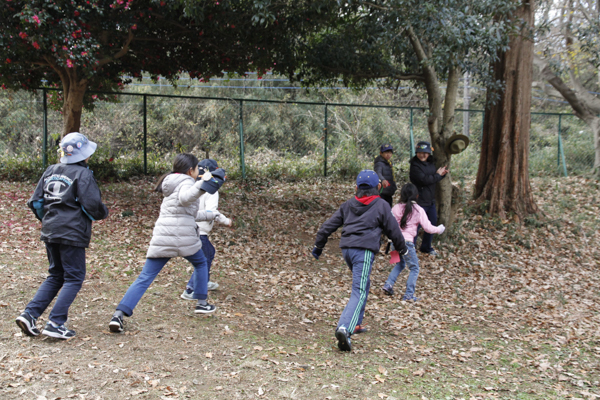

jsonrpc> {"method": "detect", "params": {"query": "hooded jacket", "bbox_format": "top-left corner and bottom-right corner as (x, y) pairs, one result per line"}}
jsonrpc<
(409, 155), (445, 207)
(146, 173), (216, 258)
(314, 196), (406, 254)
(373, 155), (397, 196)
(27, 161), (109, 248)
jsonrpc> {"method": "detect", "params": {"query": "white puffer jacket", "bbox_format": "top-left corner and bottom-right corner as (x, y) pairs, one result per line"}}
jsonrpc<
(146, 173), (216, 258)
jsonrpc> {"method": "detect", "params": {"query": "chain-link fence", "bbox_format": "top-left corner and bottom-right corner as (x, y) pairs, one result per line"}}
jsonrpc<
(0, 89), (595, 180)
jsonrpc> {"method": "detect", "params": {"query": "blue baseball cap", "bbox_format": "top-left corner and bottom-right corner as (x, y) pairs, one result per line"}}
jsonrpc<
(198, 159), (219, 175)
(415, 141), (432, 154)
(356, 170), (380, 189)
(59, 132), (97, 164)
(380, 144), (393, 153)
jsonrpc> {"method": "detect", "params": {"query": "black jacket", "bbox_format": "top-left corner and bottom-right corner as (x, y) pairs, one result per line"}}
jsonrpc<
(409, 155), (445, 207)
(373, 155), (397, 196)
(27, 161), (109, 248)
(314, 196), (407, 254)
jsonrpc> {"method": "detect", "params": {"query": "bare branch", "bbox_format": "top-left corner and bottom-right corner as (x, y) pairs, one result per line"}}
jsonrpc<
(96, 29), (135, 67)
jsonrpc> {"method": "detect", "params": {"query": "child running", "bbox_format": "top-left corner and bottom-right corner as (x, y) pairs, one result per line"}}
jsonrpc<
(16, 132), (109, 339)
(181, 158), (232, 300)
(312, 170), (407, 352)
(382, 183), (445, 301)
(108, 153), (225, 333)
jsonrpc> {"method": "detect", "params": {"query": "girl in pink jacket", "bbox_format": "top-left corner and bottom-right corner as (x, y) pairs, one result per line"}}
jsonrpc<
(383, 183), (445, 300)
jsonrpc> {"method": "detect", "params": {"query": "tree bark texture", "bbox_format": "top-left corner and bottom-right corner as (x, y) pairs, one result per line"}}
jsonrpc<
(474, 0), (538, 219)
(62, 79), (88, 136)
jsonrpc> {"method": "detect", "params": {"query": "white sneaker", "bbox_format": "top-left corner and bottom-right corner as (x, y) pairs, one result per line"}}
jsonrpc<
(207, 281), (219, 291)
(180, 290), (195, 300)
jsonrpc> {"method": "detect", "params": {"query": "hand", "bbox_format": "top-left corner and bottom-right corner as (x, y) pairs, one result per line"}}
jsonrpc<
(436, 166), (449, 176)
(311, 246), (323, 260)
(201, 170), (213, 181)
(438, 224), (446, 234)
(216, 214), (232, 226)
(398, 246), (409, 256)
(382, 180), (390, 188)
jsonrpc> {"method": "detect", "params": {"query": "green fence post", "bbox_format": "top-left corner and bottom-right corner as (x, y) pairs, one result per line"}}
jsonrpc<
(409, 108), (415, 158)
(324, 104), (328, 177)
(239, 100), (246, 179)
(42, 88), (48, 170)
(557, 115), (568, 177)
(143, 94), (147, 174)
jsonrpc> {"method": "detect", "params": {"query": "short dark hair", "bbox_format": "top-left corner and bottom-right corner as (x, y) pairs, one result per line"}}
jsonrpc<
(356, 187), (380, 198)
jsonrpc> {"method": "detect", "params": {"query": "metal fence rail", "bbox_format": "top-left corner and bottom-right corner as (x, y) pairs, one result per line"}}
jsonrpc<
(0, 88), (593, 179)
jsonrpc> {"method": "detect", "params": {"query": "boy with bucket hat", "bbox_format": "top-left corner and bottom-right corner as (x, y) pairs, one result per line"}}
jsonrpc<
(311, 170), (407, 352)
(16, 132), (109, 339)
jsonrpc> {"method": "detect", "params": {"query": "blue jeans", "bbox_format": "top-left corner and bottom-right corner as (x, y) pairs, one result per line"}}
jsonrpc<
(186, 235), (215, 291)
(26, 242), (86, 325)
(338, 248), (375, 335)
(384, 242), (420, 298)
(117, 248), (208, 317)
(416, 203), (437, 253)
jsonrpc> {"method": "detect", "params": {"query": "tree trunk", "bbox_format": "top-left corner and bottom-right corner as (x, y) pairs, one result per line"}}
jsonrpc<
(62, 79), (88, 136)
(590, 117), (600, 178)
(474, 0), (538, 220)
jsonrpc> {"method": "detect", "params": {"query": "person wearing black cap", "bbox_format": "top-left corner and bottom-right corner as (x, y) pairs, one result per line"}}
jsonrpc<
(311, 170), (407, 352)
(409, 141), (449, 256)
(374, 144), (397, 207)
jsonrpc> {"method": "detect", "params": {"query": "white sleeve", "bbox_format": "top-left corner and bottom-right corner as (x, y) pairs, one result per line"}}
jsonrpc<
(204, 192), (219, 212)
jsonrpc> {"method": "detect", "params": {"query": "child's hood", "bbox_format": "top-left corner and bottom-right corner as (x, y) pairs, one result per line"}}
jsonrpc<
(162, 173), (194, 197)
(349, 197), (378, 216)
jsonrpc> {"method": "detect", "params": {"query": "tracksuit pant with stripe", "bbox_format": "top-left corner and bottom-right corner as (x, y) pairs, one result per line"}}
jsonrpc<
(338, 248), (375, 334)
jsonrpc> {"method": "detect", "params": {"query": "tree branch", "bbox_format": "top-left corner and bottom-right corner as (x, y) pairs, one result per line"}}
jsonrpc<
(97, 29), (135, 67)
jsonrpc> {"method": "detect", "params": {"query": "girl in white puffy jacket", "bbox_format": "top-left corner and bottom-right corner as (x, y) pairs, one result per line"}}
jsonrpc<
(109, 153), (224, 333)
(180, 159), (232, 300)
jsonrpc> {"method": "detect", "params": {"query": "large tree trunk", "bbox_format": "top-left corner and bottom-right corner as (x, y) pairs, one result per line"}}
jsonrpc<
(62, 78), (88, 136)
(474, 0), (538, 220)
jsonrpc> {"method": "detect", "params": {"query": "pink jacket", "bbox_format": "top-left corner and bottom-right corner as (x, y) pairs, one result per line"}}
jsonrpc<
(389, 202), (444, 264)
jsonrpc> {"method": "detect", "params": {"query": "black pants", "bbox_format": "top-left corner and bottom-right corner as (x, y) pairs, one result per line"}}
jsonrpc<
(25, 242), (86, 325)
(380, 194), (394, 208)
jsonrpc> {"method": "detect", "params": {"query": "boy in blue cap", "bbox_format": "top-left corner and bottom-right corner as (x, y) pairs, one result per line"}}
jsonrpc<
(311, 170), (407, 352)
(16, 132), (109, 339)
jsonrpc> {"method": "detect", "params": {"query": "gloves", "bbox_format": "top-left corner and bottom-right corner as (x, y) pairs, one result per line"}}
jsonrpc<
(201, 170), (213, 181)
(311, 246), (323, 260)
(438, 224), (446, 234)
(200, 168), (226, 194)
(398, 245), (409, 256)
(215, 213), (232, 226)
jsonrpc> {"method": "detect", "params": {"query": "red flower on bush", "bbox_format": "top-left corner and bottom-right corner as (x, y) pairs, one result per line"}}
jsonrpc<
(5, 58), (11, 63)
(32, 42), (40, 49)
(19, 32), (27, 39)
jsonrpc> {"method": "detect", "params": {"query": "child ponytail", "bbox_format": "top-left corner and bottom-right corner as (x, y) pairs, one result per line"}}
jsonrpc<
(398, 183), (419, 229)
(154, 153), (200, 193)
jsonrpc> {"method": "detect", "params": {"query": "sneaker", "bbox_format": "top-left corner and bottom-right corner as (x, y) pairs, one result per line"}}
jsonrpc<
(207, 281), (219, 291)
(402, 295), (420, 302)
(195, 303), (216, 314)
(180, 289), (194, 301)
(109, 315), (124, 333)
(42, 323), (75, 339)
(15, 312), (40, 337)
(382, 285), (394, 296)
(421, 249), (438, 257)
(335, 327), (352, 352)
(353, 325), (368, 334)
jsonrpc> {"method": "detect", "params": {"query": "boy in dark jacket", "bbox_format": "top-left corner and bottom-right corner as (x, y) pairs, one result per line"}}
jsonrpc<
(373, 144), (397, 207)
(16, 132), (109, 339)
(311, 170), (407, 352)
(409, 141), (449, 256)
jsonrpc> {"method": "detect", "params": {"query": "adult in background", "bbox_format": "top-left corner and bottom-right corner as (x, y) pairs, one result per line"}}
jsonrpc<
(409, 141), (449, 256)
(374, 144), (397, 207)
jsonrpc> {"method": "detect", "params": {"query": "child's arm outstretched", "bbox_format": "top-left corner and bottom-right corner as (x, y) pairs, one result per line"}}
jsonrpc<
(417, 207), (445, 235)
(312, 208), (344, 259)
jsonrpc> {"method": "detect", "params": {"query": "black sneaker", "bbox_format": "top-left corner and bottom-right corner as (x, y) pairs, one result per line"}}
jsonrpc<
(194, 303), (216, 314)
(335, 327), (352, 352)
(16, 312), (40, 337)
(42, 323), (75, 340)
(109, 315), (124, 333)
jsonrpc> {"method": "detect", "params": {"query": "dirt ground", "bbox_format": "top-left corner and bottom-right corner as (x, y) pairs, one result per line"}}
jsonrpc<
(0, 176), (599, 400)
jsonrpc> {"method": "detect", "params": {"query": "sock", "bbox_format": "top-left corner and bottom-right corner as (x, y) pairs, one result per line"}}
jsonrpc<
(197, 299), (207, 306)
(113, 310), (124, 319)
(185, 288), (193, 294)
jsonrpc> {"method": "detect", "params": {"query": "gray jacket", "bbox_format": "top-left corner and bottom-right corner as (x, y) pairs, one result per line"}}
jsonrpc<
(146, 173), (216, 258)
